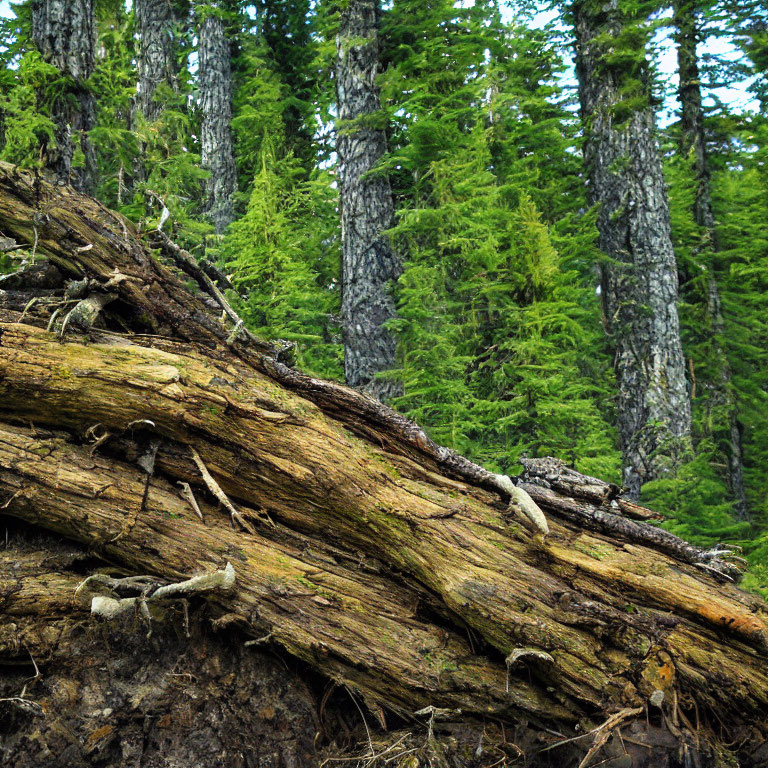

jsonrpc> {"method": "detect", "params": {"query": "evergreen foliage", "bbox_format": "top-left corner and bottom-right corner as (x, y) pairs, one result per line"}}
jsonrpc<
(230, 22), (290, 197)
(223, 139), (342, 378)
(647, 0), (768, 587)
(0, 48), (58, 169)
(0, 4), (61, 170)
(378, 1), (619, 478)
(88, 3), (139, 206)
(712, 139), (768, 518)
(251, 0), (317, 169)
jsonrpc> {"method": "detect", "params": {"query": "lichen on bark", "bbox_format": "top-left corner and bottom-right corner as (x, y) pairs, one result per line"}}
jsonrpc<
(198, 3), (237, 234)
(572, 0), (692, 498)
(335, 0), (401, 402)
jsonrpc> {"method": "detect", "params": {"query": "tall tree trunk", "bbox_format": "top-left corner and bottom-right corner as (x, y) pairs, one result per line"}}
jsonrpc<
(572, 0), (692, 499)
(198, 4), (237, 233)
(134, 0), (179, 124)
(675, 1), (714, 236)
(674, 0), (748, 518)
(30, 0), (97, 193)
(336, 0), (401, 402)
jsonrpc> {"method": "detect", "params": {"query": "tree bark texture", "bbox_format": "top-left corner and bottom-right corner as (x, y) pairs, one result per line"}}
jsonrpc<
(30, 0), (97, 194)
(674, 0), (748, 518)
(0, 164), (766, 766)
(336, 0), (401, 402)
(572, 0), (692, 500)
(198, 4), (237, 234)
(134, 0), (180, 123)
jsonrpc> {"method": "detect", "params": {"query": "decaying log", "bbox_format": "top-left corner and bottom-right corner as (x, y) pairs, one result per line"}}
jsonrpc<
(1, 162), (767, 768)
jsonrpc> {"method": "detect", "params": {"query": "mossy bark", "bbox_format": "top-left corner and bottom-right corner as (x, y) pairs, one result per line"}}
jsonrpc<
(0, 163), (767, 767)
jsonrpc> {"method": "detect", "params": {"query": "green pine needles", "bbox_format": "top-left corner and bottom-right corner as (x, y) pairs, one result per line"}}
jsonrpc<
(224, 139), (342, 379)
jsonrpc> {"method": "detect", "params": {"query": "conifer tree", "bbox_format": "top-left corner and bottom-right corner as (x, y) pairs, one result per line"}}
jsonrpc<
(672, 0), (748, 517)
(197, 1), (237, 233)
(335, 0), (400, 401)
(128, 0), (206, 242)
(392, 132), (618, 476)
(229, 28), (289, 191)
(380, 2), (619, 478)
(714, 12), (768, 525)
(254, 0), (316, 169)
(0, 8), (57, 171)
(87, 1), (139, 207)
(224, 139), (342, 378)
(30, 0), (97, 192)
(571, 0), (691, 499)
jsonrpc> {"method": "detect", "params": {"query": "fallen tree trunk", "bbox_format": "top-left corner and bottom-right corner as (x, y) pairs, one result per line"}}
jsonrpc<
(0, 163), (767, 767)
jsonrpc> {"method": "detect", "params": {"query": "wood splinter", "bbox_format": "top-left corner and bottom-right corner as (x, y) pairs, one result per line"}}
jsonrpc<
(177, 481), (204, 521)
(189, 446), (265, 532)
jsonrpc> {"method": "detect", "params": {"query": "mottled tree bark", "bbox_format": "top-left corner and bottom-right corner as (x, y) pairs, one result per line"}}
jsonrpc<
(336, 0), (401, 402)
(0, 164), (767, 767)
(572, 0), (692, 499)
(198, 4), (237, 233)
(30, 0), (97, 193)
(134, 0), (179, 123)
(674, 0), (748, 518)
(131, 0), (189, 193)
